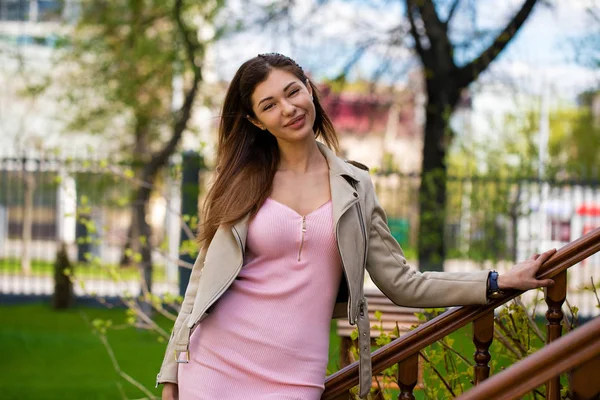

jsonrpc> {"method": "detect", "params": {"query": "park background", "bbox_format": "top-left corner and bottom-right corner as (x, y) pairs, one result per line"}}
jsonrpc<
(1, 0), (599, 399)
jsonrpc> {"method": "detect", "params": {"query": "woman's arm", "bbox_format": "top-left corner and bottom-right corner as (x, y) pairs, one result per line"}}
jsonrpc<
(365, 194), (490, 308)
(365, 191), (555, 308)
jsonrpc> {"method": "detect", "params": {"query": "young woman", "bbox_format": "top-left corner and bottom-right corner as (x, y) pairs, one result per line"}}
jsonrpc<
(156, 53), (556, 400)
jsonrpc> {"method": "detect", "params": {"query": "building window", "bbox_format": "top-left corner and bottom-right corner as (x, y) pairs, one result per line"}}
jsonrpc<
(0, 0), (62, 22)
(0, 0), (29, 21)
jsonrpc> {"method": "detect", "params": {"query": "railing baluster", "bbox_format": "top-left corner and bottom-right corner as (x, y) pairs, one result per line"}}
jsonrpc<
(545, 270), (567, 399)
(397, 352), (418, 400)
(473, 310), (494, 385)
(569, 354), (600, 400)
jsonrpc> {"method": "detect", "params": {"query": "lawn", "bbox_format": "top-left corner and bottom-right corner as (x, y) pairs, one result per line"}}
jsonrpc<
(0, 258), (167, 282)
(0, 303), (169, 400)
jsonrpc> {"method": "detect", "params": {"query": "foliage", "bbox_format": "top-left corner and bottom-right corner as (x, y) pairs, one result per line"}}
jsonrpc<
(449, 100), (600, 181)
(52, 0), (223, 150)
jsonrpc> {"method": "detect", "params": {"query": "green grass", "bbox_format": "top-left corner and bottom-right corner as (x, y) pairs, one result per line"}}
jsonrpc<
(0, 258), (167, 282)
(0, 303), (170, 400)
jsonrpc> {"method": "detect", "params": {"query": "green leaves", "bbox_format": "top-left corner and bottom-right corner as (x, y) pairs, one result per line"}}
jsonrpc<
(92, 318), (113, 335)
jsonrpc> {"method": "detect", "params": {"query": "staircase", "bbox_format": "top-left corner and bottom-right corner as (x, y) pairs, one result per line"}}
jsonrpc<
(322, 227), (600, 400)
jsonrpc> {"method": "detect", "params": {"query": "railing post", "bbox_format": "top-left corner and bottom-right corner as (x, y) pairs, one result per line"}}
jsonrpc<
(569, 354), (600, 400)
(397, 352), (419, 400)
(545, 269), (567, 399)
(473, 310), (494, 385)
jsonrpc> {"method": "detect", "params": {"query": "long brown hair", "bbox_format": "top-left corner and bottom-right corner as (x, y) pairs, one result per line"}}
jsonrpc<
(197, 53), (340, 249)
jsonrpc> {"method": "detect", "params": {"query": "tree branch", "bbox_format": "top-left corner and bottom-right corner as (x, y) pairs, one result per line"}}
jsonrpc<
(417, 0), (445, 33)
(456, 0), (539, 87)
(149, 0), (203, 176)
(405, 0), (430, 64)
(445, 0), (461, 25)
(407, 0), (454, 69)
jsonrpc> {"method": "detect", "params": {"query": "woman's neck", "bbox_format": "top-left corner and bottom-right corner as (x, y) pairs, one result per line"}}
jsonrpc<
(276, 138), (325, 174)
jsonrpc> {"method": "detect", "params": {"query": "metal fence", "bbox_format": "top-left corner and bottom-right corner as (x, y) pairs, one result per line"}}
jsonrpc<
(0, 152), (182, 298)
(1, 154), (599, 316)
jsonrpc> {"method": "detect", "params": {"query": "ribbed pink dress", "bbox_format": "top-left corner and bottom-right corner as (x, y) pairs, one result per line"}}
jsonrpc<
(177, 197), (343, 399)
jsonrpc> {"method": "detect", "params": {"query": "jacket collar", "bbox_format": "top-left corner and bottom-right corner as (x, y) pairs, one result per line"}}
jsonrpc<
(232, 141), (360, 245)
(316, 141), (359, 184)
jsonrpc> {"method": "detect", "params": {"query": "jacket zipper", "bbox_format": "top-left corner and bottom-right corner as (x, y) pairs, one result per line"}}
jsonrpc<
(297, 215), (306, 261)
(187, 226), (245, 329)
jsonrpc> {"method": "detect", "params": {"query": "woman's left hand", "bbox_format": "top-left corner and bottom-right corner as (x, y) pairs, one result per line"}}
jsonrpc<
(497, 248), (557, 291)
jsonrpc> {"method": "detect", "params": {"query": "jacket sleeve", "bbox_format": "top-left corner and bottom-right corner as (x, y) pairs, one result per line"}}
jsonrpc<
(365, 192), (489, 308)
(155, 247), (207, 387)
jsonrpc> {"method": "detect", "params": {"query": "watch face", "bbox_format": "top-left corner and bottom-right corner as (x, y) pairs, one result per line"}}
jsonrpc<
(490, 272), (499, 291)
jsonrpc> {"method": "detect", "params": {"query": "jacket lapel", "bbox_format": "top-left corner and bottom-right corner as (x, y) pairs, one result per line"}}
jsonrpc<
(316, 142), (360, 228)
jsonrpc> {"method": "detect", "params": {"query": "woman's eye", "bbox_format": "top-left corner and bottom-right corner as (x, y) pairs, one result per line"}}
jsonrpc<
(263, 104), (274, 111)
(289, 89), (299, 96)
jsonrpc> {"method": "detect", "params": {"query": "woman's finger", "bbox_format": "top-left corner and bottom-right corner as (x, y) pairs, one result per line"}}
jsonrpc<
(529, 253), (540, 261)
(536, 279), (555, 288)
(537, 248), (557, 265)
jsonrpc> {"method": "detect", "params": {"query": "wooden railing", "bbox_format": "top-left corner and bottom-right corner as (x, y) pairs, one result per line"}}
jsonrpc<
(456, 316), (600, 400)
(322, 227), (600, 400)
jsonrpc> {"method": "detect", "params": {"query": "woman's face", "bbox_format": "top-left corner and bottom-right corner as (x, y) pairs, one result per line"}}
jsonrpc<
(249, 68), (315, 143)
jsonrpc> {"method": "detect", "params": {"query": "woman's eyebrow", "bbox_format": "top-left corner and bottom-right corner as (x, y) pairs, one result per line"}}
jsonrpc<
(257, 81), (297, 107)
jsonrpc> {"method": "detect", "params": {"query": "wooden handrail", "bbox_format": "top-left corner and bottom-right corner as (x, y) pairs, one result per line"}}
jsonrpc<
(455, 317), (600, 400)
(322, 227), (600, 399)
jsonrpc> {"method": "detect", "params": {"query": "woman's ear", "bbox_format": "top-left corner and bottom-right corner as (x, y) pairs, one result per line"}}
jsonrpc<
(246, 115), (266, 130)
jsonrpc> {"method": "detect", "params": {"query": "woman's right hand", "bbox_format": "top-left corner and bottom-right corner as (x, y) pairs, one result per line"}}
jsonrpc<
(162, 383), (179, 400)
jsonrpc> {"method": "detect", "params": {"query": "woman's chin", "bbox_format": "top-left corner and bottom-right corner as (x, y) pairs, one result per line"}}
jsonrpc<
(274, 128), (315, 144)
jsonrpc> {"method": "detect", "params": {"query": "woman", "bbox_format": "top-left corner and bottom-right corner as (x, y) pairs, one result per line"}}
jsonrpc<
(157, 53), (556, 400)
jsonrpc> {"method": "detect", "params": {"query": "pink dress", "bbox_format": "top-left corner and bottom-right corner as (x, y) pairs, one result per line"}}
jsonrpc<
(178, 197), (343, 399)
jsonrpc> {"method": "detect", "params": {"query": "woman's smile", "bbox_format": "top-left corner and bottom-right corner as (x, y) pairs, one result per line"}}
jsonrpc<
(285, 114), (306, 129)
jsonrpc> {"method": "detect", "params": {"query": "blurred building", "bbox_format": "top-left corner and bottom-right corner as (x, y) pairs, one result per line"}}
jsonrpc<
(318, 71), (425, 173)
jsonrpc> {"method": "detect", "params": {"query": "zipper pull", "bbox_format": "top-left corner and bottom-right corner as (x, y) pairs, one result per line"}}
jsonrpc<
(298, 216), (306, 261)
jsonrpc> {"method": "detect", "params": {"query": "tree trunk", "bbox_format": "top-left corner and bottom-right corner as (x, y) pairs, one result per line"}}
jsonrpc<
(132, 174), (154, 297)
(407, 0), (540, 271)
(21, 172), (35, 274)
(120, 118), (149, 268)
(417, 99), (450, 272)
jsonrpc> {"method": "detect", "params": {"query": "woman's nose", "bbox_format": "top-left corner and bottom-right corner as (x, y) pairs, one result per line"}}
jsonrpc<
(281, 99), (295, 116)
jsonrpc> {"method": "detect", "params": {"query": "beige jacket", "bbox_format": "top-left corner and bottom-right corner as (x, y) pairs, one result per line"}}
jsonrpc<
(156, 142), (490, 398)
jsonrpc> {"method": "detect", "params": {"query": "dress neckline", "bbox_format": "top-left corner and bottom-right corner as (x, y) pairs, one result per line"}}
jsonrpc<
(266, 197), (332, 218)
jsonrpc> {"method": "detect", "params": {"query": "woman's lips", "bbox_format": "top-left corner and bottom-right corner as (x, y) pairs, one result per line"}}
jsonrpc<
(286, 114), (305, 129)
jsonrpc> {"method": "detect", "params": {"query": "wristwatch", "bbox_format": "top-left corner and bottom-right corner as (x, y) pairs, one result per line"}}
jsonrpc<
(487, 270), (504, 299)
